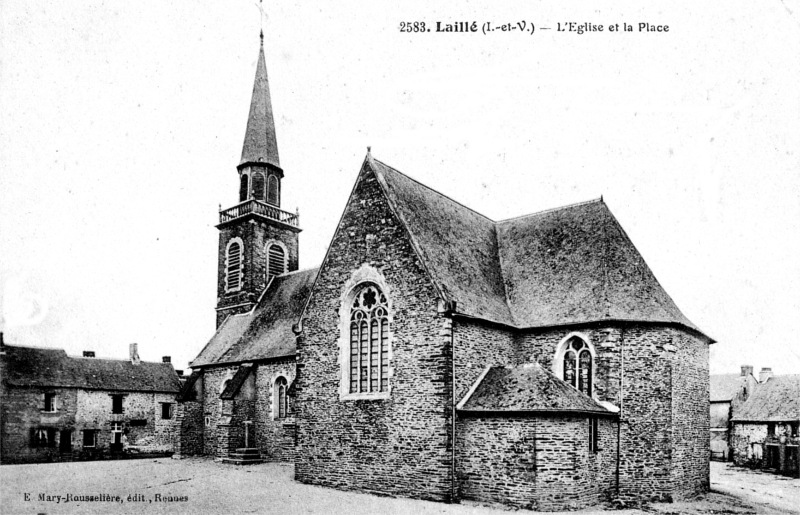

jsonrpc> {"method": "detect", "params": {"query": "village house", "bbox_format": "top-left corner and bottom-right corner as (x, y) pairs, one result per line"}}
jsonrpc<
(0, 337), (181, 464)
(709, 365), (757, 461)
(730, 369), (800, 478)
(179, 33), (712, 511)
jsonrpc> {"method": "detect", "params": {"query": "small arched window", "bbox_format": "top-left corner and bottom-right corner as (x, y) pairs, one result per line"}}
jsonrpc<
(274, 377), (288, 419)
(349, 283), (390, 394)
(560, 336), (593, 396)
(239, 173), (249, 202)
(252, 172), (265, 201)
(225, 239), (243, 292)
(267, 175), (279, 205)
(266, 243), (286, 279)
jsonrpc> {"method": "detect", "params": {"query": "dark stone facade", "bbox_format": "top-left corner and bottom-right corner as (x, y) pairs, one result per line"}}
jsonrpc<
(216, 218), (300, 327)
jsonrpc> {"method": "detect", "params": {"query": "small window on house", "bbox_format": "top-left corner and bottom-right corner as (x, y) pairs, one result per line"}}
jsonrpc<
(130, 419), (147, 427)
(274, 377), (288, 419)
(239, 173), (249, 202)
(791, 422), (799, 438)
(252, 172), (265, 201)
(267, 175), (279, 205)
(161, 403), (174, 420)
(348, 283), (390, 395)
(43, 392), (56, 412)
(589, 418), (599, 452)
(768, 423), (776, 437)
(30, 428), (56, 448)
(267, 243), (286, 279)
(111, 394), (124, 414)
(83, 430), (97, 448)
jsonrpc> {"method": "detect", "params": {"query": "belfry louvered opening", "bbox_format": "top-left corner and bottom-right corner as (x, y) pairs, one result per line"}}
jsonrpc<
(226, 240), (243, 291)
(267, 243), (286, 279)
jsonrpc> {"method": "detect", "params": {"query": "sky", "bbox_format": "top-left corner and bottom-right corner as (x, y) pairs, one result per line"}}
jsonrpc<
(1, 1), (798, 374)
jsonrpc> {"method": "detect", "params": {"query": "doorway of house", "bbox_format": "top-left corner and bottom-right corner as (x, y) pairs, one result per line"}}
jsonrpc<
(59, 430), (72, 453)
(110, 422), (123, 453)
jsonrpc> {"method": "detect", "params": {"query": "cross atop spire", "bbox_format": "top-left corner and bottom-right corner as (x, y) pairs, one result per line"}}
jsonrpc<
(239, 38), (281, 169)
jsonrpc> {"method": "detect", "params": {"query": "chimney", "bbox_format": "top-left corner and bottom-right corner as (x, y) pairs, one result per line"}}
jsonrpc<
(162, 356), (171, 363)
(759, 368), (773, 383)
(741, 365), (753, 377)
(129, 343), (140, 364)
(83, 351), (95, 358)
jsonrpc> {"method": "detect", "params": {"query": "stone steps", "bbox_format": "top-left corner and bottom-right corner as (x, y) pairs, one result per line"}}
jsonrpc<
(220, 447), (263, 465)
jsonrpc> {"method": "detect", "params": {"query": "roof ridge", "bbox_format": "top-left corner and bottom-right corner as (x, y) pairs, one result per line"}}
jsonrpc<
(372, 158), (497, 224)
(496, 197), (603, 224)
(276, 266), (319, 277)
(2, 343), (65, 351)
(69, 355), (171, 366)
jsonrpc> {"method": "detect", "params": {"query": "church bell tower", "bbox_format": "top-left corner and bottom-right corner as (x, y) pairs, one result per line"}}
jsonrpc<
(215, 33), (301, 327)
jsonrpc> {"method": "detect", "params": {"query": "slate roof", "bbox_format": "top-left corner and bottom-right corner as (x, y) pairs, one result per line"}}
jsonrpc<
(1, 344), (180, 393)
(710, 373), (747, 402)
(191, 268), (317, 368)
(239, 41), (280, 168)
(458, 363), (615, 415)
(732, 375), (800, 422)
(369, 156), (707, 338)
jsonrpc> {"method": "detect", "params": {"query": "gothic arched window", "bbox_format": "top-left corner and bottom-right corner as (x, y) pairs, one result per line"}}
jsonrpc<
(557, 335), (593, 397)
(239, 173), (249, 202)
(348, 283), (390, 394)
(225, 238), (243, 293)
(274, 376), (288, 419)
(266, 243), (286, 279)
(252, 172), (265, 201)
(267, 175), (279, 205)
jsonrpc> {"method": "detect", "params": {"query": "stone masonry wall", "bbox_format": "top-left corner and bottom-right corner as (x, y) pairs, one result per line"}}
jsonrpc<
(201, 365), (239, 456)
(216, 218), (300, 326)
(731, 423), (768, 468)
(1, 387), (77, 464)
(452, 320), (515, 402)
(296, 165), (454, 502)
(75, 390), (177, 457)
(457, 415), (616, 511)
(515, 324), (709, 503)
(253, 358), (297, 462)
(670, 329), (710, 499)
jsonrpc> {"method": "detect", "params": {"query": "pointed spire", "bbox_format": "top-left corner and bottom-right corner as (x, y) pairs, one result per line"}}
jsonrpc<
(240, 38), (280, 169)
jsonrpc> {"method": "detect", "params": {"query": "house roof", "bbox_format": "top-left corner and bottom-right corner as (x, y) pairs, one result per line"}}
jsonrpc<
(191, 268), (317, 368)
(1, 344), (180, 393)
(732, 375), (800, 422)
(369, 157), (707, 338)
(458, 363), (616, 415)
(239, 40), (280, 169)
(710, 373), (747, 402)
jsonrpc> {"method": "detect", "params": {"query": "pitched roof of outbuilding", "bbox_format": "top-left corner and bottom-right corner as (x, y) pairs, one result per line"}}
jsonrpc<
(1, 344), (180, 393)
(458, 363), (615, 415)
(710, 373), (747, 402)
(191, 268), (317, 368)
(369, 157), (706, 338)
(732, 375), (800, 422)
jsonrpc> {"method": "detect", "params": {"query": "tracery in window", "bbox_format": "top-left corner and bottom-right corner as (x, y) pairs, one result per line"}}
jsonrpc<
(266, 242), (286, 279)
(559, 336), (593, 397)
(267, 175), (279, 205)
(348, 284), (390, 394)
(225, 239), (244, 292)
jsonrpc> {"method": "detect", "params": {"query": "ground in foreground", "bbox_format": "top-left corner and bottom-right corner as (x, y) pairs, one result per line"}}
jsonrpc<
(0, 459), (797, 514)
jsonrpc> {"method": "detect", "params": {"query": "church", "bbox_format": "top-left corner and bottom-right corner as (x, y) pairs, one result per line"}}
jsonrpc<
(177, 32), (712, 511)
